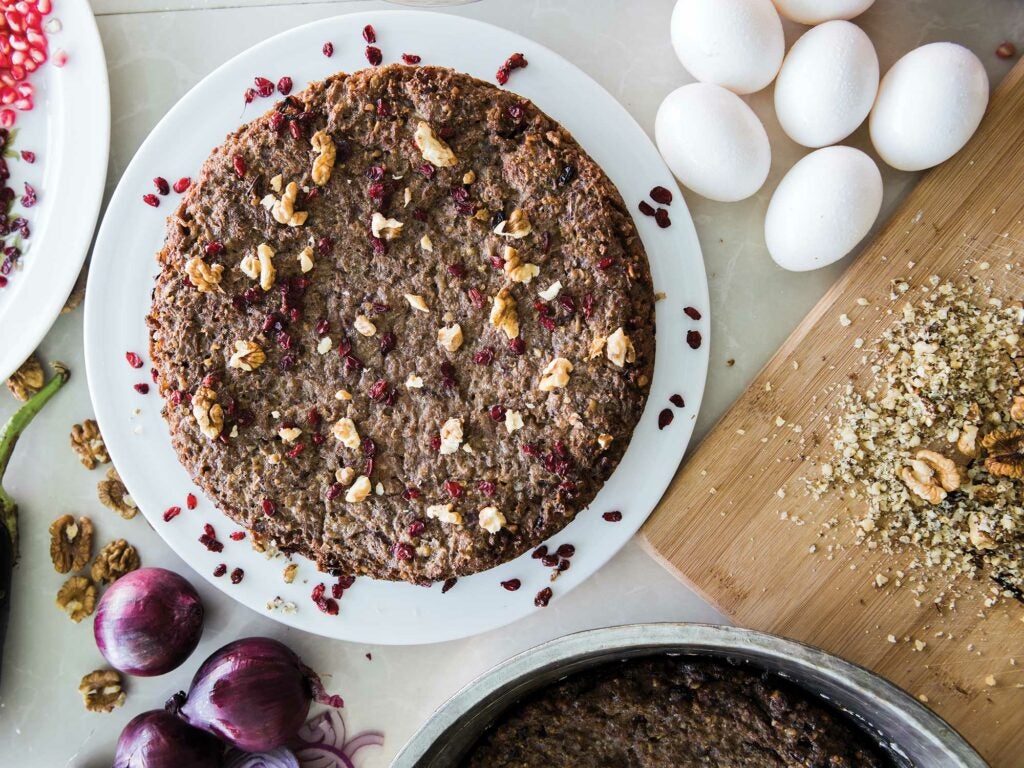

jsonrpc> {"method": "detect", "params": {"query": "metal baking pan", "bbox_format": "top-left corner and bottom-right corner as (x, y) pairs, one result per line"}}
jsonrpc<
(392, 623), (986, 767)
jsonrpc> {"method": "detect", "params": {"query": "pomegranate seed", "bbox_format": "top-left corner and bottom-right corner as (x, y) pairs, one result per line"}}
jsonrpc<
(268, 111), (285, 132)
(489, 405), (505, 422)
(230, 568), (244, 584)
(556, 543), (575, 558)
(538, 316), (556, 333)
(376, 98), (390, 117)
(18, 181), (33, 207)
(380, 332), (396, 356)
(276, 76), (293, 95)
(393, 542), (414, 561)
(327, 483), (343, 501)
(404, 487), (422, 501)
(232, 155), (246, 178)
(650, 185), (673, 205)
(173, 176), (191, 193)
(162, 506), (181, 522)
(362, 24), (376, 43)
(532, 545), (548, 559)
(669, 393), (685, 408)
(997, 41), (1017, 59)
(142, 193), (159, 207)
(286, 442), (305, 459)
(534, 587), (552, 607)
(602, 510), (623, 522)
(153, 176), (169, 195)
(658, 408), (674, 430)
(254, 76), (274, 97)
(683, 306), (702, 320)
(473, 347), (494, 365)
(478, 480), (496, 496)
(204, 523), (216, 537)
(20, 150), (33, 163)
(365, 46), (382, 66)
(411, 207), (428, 221)
(686, 330), (702, 349)
(199, 534), (223, 553)
(430, 435), (442, 452)
(496, 66), (509, 86)
(318, 597), (339, 615)
(213, 564), (227, 577)
(638, 200), (655, 217)
(467, 287), (485, 308)
(186, 493), (198, 510)
(317, 236), (333, 257)
(204, 240), (224, 256)
(442, 577), (458, 593)
(541, 554), (558, 567)
(407, 519), (425, 536)
(289, 120), (303, 140)
(447, 263), (466, 279)
(654, 208), (671, 228)
(368, 378), (389, 401)
(337, 575), (356, 590)
(311, 583), (326, 602)
(501, 579), (521, 591)
(261, 498), (277, 516)
(331, 582), (345, 599)
(509, 337), (526, 355)
(125, 351), (143, 368)
(322, 41), (334, 57)
(133, 382), (149, 394)
(507, 52), (528, 70)
(597, 257), (614, 270)
(243, 87), (255, 105)
(401, 53), (421, 65)
(229, 531), (245, 541)
(445, 480), (463, 498)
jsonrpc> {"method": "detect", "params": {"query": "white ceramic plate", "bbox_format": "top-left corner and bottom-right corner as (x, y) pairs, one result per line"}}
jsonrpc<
(0, 0), (108, 380)
(84, 10), (709, 645)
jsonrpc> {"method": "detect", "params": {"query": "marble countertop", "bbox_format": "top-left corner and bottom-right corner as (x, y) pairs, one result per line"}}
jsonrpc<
(2, 1), (1023, 765)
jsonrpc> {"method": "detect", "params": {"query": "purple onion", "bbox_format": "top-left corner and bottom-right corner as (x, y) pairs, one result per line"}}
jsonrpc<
(94, 567), (204, 676)
(114, 709), (223, 768)
(224, 747), (300, 768)
(173, 637), (342, 752)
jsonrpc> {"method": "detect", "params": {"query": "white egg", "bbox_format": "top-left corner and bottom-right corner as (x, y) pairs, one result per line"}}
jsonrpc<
(771, 0), (875, 25)
(774, 21), (879, 148)
(671, 0), (785, 95)
(870, 43), (988, 172)
(656, 83), (771, 203)
(765, 146), (882, 271)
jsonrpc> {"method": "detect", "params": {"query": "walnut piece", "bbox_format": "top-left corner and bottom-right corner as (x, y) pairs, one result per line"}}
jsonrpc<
(426, 503), (463, 526)
(439, 417), (463, 455)
(503, 246), (539, 284)
(97, 467), (138, 520)
(56, 575), (97, 622)
(354, 314), (377, 337)
(478, 506), (505, 533)
(228, 339), (266, 371)
(437, 323), (464, 353)
(1012, 396), (1024, 422)
(70, 419), (110, 469)
(192, 386), (224, 440)
(968, 514), (998, 550)
(345, 475), (371, 503)
(489, 288), (519, 339)
(91, 539), (141, 585)
(539, 357), (573, 392)
(504, 409), (524, 434)
(900, 449), (960, 504)
(957, 423), (979, 458)
(49, 515), (93, 574)
(982, 429), (1024, 479)
(184, 256), (224, 293)
(267, 181), (308, 227)
(297, 245), (314, 273)
(283, 563), (298, 583)
(79, 669), (126, 713)
(494, 208), (532, 239)
(331, 417), (361, 449)
(240, 242), (277, 291)
(310, 130), (336, 185)
(605, 327), (636, 368)
(370, 212), (403, 240)
(413, 121), (458, 167)
(6, 354), (44, 401)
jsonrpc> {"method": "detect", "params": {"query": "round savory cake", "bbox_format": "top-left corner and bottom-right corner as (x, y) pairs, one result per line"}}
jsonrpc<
(460, 656), (894, 767)
(148, 64), (655, 583)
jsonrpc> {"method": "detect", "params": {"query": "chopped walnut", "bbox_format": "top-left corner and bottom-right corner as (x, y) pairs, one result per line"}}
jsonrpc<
(957, 423), (980, 458)
(588, 334), (607, 360)
(426, 503), (463, 526)
(91, 539), (141, 585)
(538, 281), (562, 301)
(239, 242), (276, 291)
(97, 467), (138, 520)
(504, 409), (524, 434)
(336, 466), (356, 485)
(437, 323), (464, 353)
(56, 575), (97, 622)
(463, 170), (476, 185)
(79, 669), (126, 713)
(503, 246), (539, 284)
(420, 235), (433, 252)
(597, 433), (614, 450)
(345, 475), (371, 503)
(1012, 396), (1024, 422)
(478, 506), (505, 534)
(968, 514), (997, 550)
(297, 245), (314, 273)
(278, 426), (302, 443)
(310, 130), (336, 185)
(900, 450), (960, 504)
(605, 327), (636, 368)
(228, 340), (266, 371)
(539, 357), (573, 392)
(269, 181), (308, 227)
(184, 256), (224, 293)
(489, 288), (519, 339)
(354, 314), (377, 337)
(370, 212), (403, 240)
(439, 417), (463, 455)
(283, 563), (298, 583)
(413, 121), (458, 167)
(982, 429), (1024, 479)
(49, 515), (93, 574)
(70, 419), (110, 469)
(192, 386), (224, 441)
(331, 417), (361, 449)
(494, 208), (532, 239)
(6, 354), (44, 401)
(406, 373), (424, 389)
(405, 293), (430, 313)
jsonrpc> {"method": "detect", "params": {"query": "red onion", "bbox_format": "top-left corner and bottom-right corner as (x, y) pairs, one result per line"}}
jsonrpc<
(172, 637), (343, 752)
(94, 567), (204, 676)
(224, 747), (299, 768)
(114, 709), (223, 768)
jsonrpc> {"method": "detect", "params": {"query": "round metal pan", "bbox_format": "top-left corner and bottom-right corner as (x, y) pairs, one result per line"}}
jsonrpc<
(392, 623), (986, 767)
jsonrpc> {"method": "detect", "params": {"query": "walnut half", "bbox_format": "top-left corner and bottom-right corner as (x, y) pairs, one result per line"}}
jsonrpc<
(192, 386), (224, 441)
(6, 354), (44, 401)
(70, 419), (110, 469)
(900, 449), (960, 505)
(56, 575), (97, 622)
(49, 514), (93, 574)
(982, 429), (1024, 479)
(79, 669), (126, 713)
(97, 467), (137, 519)
(91, 539), (141, 585)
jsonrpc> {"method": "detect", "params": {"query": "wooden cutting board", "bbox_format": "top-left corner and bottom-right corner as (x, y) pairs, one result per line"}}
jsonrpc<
(641, 58), (1024, 766)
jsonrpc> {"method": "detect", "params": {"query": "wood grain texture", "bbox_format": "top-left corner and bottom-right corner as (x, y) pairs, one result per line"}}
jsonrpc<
(641, 58), (1024, 767)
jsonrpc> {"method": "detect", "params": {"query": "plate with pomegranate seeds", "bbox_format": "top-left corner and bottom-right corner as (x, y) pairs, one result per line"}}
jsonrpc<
(84, 10), (709, 644)
(0, 0), (108, 380)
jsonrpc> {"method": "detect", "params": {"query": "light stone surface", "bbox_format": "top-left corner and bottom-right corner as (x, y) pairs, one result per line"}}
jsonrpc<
(1, 0), (1023, 765)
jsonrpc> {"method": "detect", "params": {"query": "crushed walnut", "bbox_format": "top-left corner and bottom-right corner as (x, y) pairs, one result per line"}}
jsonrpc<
(184, 256), (224, 293)
(49, 514), (93, 574)
(240, 243), (277, 291)
(331, 417), (361, 449)
(283, 563), (298, 583)
(405, 293), (429, 313)
(91, 539), (141, 585)
(439, 417), (463, 455)
(370, 212), (403, 240)
(97, 467), (138, 520)
(503, 246), (539, 284)
(79, 669), (126, 713)
(56, 575), (97, 622)
(70, 419), (110, 469)
(437, 323), (464, 353)
(605, 327), (636, 368)
(346, 475), (371, 503)
(413, 121), (458, 167)
(6, 354), (43, 401)
(494, 208), (531, 239)
(310, 130), (336, 185)
(192, 386), (224, 440)
(478, 506), (505, 534)
(265, 181), (308, 227)
(489, 288), (519, 339)
(427, 503), (463, 526)
(228, 340), (266, 371)
(539, 358), (573, 392)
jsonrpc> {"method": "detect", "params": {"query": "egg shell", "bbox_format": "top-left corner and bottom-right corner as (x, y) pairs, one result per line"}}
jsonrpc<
(869, 42), (988, 172)
(765, 146), (882, 271)
(774, 21), (879, 148)
(656, 83), (772, 203)
(671, 0), (785, 95)
(771, 0), (875, 25)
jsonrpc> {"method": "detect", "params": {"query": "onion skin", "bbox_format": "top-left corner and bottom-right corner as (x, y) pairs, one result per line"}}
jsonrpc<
(177, 637), (315, 752)
(114, 709), (223, 768)
(94, 567), (205, 676)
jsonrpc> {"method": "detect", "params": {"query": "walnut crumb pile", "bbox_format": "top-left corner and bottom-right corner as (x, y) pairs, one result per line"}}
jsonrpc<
(812, 278), (1024, 600)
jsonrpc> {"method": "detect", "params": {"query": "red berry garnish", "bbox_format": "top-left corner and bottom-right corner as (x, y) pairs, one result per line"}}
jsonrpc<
(650, 185), (673, 205)
(365, 46), (382, 66)
(153, 176), (169, 195)
(658, 409), (674, 430)
(322, 41), (334, 57)
(125, 351), (143, 368)
(186, 493), (197, 510)
(401, 53), (421, 65)
(534, 587), (552, 607)
(142, 193), (159, 207)
(602, 510), (623, 522)
(501, 578), (521, 591)
(172, 176), (191, 193)
(684, 306), (702, 320)
(362, 24), (376, 43)
(277, 76), (293, 95)
(162, 506), (181, 522)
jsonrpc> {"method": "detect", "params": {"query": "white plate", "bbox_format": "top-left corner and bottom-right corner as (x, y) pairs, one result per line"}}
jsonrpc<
(1, 0), (108, 380)
(84, 10), (709, 645)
